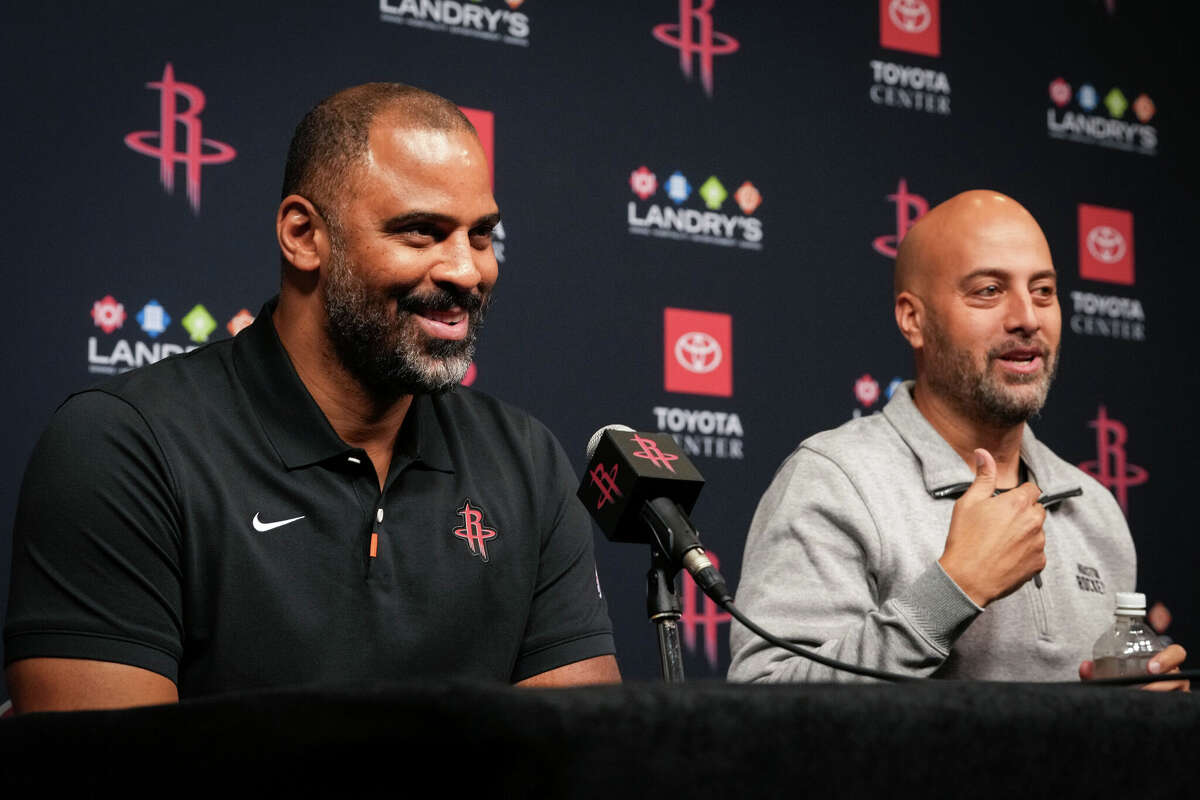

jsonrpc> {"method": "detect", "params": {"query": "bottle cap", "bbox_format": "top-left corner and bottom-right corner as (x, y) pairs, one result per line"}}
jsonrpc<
(1115, 592), (1146, 614)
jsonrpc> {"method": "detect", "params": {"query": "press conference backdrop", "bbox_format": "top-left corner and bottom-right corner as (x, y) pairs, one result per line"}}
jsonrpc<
(2, 2), (1197, 704)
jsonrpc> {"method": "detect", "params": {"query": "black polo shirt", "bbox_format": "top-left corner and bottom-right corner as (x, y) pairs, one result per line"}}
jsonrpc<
(4, 301), (614, 696)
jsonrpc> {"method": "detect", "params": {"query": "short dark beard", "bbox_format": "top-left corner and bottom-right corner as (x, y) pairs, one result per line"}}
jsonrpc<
(922, 310), (1059, 428)
(323, 241), (488, 400)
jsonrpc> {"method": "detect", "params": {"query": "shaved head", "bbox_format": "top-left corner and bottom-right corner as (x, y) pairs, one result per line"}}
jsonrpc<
(892, 189), (1061, 428)
(281, 83), (478, 228)
(894, 190), (1047, 299)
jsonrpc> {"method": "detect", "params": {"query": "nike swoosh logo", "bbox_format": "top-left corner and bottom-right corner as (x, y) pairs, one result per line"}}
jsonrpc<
(252, 513), (306, 532)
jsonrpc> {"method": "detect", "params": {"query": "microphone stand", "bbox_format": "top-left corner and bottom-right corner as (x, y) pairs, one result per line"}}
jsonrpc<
(646, 544), (686, 683)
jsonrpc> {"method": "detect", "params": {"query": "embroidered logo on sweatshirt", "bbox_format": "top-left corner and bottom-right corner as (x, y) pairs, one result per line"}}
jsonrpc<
(1075, 564), (1105, 594)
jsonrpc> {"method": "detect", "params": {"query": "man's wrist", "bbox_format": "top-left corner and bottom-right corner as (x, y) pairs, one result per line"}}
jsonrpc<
(937, 555), (990, 608)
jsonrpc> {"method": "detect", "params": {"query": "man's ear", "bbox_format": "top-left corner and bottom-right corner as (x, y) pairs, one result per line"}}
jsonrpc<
(895, 291), (925, 349)
(277, 194), (329, 272)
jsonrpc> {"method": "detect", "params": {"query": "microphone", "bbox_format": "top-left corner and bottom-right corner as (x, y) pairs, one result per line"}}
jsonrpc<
(578, 424), (732, 604)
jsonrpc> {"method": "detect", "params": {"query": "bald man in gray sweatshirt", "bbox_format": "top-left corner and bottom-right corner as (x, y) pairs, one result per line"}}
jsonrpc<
(728, 191), (1187, 686)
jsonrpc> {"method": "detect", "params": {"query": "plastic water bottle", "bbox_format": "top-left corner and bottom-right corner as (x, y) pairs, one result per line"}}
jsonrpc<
(1091, 592), (1164, 679)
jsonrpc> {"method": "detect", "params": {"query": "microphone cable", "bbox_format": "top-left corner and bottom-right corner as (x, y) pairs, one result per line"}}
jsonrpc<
(722, 598), (1200, 687)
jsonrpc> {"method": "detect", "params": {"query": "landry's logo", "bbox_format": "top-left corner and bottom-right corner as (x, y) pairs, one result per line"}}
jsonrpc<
(124, 63), (237, 214)
(379, 0), (530, 47)
(880, 0), (939, 57)
(681, 549), (731, 670)
(872, 178), (929, 258)
(627, 165), (764, 249)
(1078, 405), (1148, 515)
(453, 498), (499, 562)
(664, 308), (732, 397)
(87, 295), (250, 375)
(1045, 76), (1157, 156)
(1070, 205), (1145, 342)
(652, 0), (739, 97)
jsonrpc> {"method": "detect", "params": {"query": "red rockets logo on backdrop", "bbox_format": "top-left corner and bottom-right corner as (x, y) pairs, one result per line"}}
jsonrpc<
(125, 63), (237, 214)
(1078, 406), (1148, 515)
(880, 0), (940, 57)
(456, 106), (497, 388)
(664, 308), (732, 397)
(653, 0), (740, 97)
(459, 106), (495, 190)
(681, 550), (731, 670)
(873, 178), (929, 258)
(1078, 204), (1134, 285)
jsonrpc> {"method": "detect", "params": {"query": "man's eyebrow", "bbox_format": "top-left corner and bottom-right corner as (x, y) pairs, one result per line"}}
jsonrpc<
(473, 211), (502, 228)
(381, 211), (453, 229)
(381, 211), (502, 229)
(958, 268), (1057, 286)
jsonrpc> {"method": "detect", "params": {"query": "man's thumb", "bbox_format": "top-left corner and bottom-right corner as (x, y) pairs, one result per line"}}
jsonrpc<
(967, 448), (997, 495)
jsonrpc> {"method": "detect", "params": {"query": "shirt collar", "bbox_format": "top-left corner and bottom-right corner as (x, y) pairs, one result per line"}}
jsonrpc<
(232, 297), (454, 473)
(881, 381), (1081, 499)
(398, 392), (455, 474)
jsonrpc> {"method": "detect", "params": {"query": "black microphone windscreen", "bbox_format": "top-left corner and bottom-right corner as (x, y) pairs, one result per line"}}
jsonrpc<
(577, 427), (704, 544)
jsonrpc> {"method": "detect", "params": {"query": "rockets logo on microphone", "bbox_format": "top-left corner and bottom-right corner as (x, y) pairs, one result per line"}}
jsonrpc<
(654, 308), (744, 461)
(579, 429), (704, 542)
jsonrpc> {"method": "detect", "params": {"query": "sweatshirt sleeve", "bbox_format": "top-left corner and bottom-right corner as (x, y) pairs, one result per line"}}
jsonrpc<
(728, 446), (981, 683)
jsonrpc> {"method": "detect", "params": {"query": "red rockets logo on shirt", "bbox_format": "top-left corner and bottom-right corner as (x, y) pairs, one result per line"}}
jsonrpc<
(454, 498), (498, 562)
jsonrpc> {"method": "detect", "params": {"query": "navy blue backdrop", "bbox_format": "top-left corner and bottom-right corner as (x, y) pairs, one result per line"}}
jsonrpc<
(3, 1), (1197, 704)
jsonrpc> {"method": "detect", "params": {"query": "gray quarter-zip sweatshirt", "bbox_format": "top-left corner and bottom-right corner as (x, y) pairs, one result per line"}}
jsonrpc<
(728, 382), (1135, 682)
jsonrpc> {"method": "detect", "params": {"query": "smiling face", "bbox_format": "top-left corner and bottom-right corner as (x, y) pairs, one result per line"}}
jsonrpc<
(897, 192), (1062, 427)
(320, 116), (500, 398)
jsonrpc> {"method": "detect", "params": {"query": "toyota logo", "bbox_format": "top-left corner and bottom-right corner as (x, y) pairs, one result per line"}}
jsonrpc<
(1086, 225), (1127, 264)
(674, 332), (723, 374)
(889, 0), (932, 34)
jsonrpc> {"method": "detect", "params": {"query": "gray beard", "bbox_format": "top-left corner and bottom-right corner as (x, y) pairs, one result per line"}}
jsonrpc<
(322, 244), (485, 400)
(922, 312), (1059, 428)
